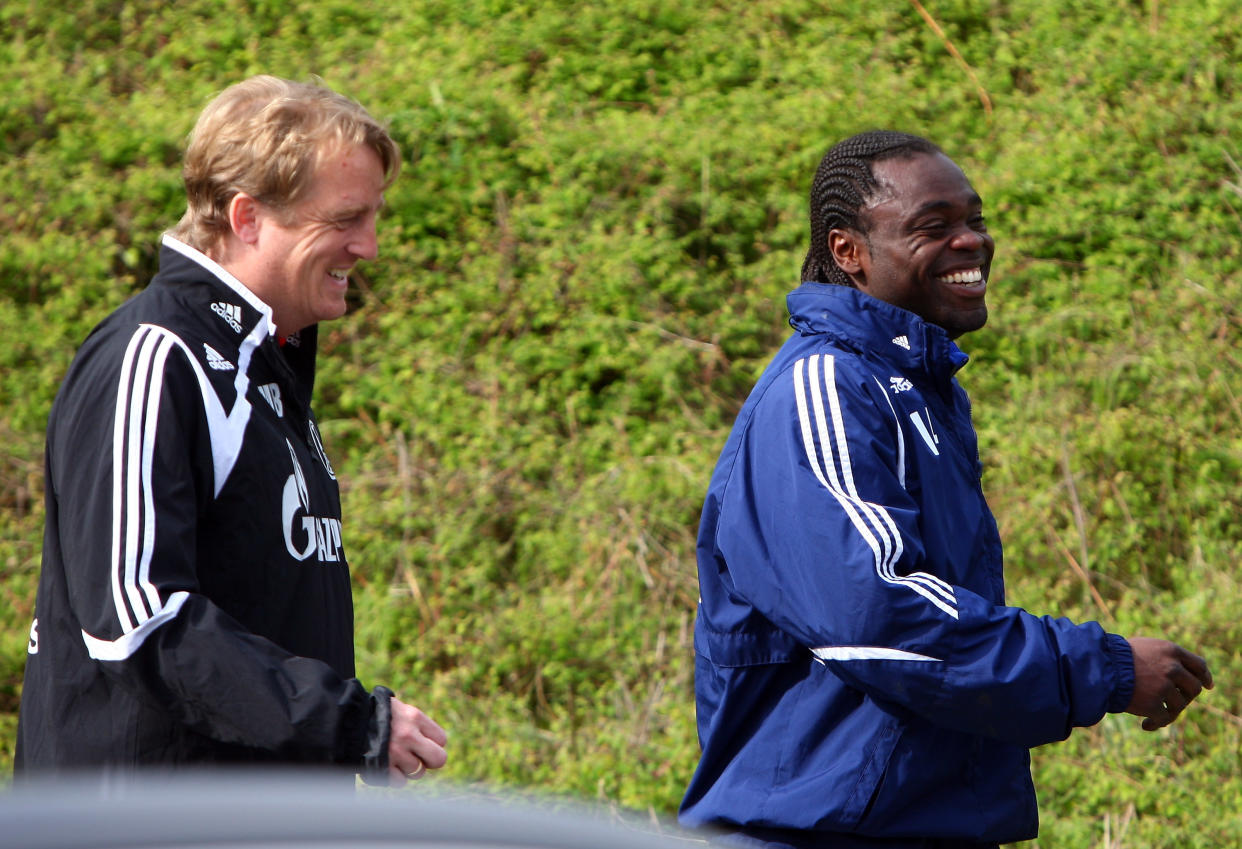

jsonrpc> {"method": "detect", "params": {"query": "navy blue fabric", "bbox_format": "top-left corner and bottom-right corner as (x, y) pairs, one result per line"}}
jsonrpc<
(680, 284), (1135, 846)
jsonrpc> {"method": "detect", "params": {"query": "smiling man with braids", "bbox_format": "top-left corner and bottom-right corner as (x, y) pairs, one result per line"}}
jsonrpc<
(679, 131), (1212, 848)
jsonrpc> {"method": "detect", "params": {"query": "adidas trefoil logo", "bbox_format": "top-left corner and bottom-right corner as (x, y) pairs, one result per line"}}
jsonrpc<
(889, 376), (914, 394)
(203, 343), (235, 371)
(892, 335), (911, 350)
(210, 301), (244, 333)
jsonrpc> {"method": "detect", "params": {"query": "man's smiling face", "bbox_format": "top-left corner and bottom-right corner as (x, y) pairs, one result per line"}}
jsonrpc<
(844, 151), (994, 338)
(254, 142), (387, 336)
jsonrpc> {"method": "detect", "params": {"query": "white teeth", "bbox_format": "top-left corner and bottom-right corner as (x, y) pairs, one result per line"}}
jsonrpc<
(328, 270), (347, 280)
(937, 268), (983, 284)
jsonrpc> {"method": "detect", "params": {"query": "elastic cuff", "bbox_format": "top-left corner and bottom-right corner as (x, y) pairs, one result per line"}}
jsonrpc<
(360, 685), (394, 786)
(1104, 633), (1135, 713)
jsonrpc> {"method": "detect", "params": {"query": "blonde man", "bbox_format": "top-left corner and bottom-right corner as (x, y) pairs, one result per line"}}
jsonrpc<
(16, 76), (446, 785)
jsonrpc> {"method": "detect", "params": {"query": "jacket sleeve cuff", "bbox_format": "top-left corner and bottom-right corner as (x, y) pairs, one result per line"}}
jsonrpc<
(360, 685), (394, 786)
(1105, 633), (1135, 714)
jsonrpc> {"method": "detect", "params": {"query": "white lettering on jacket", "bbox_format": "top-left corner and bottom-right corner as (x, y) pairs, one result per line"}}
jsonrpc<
(281, 440), (342, 563)
(257, 383), (283, 417)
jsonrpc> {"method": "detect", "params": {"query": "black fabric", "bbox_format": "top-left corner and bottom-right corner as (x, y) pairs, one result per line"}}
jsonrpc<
(16, 240), (378, 774)
(361, 685), (395, 785)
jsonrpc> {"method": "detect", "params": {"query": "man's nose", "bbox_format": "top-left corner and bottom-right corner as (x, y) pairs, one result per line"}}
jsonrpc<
(350, 222), (378, 260)
(951, 226), (987, 252)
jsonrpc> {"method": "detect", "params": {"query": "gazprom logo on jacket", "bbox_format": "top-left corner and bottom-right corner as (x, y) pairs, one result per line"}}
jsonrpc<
(282, 440), (343, 563)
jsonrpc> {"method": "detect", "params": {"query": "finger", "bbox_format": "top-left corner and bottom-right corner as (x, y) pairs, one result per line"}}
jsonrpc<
(1162, 688), (1189, 718)
(399, 758), (427, 781)
(1144, 688), (1191, 731)
(391, 699), (448, 748)
(388, 764), (408, 788)
(391, 751), (425, 780)
(410, 737), (448, 770)
(1179, 650), (1213, 689)
(417, 714), (449, 747)
(1142, 705), (1173, 732)
(1169, 667), (1205, 703)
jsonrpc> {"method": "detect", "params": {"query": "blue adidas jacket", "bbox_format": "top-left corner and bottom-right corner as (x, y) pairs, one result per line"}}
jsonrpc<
(680, 284), (1135, 846)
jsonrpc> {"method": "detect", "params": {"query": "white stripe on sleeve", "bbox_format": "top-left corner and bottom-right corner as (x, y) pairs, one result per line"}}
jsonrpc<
(93, 321), (256, 660)
(811, 645), (942, 663)
(793, 355), (958, 618)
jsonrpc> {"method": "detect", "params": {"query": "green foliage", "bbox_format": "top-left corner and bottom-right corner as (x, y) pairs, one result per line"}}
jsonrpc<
(3, 0), (1242, 844)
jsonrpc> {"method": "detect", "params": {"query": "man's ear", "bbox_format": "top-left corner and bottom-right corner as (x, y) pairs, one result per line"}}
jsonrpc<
(227, 193), (262, 246)
(828, 228), (866, 280)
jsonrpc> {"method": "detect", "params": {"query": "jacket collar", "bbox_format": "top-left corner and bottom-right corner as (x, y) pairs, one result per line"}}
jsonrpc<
(786, 282), (970, 384)
(160, 234), (279, 339)
(153, 235), (320, 400)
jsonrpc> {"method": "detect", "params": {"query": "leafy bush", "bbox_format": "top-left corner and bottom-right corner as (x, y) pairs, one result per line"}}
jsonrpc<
(3, 1), (1241, 844)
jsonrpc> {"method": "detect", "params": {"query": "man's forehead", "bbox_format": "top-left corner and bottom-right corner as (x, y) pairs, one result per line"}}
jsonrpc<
(867, 152), (981, 209)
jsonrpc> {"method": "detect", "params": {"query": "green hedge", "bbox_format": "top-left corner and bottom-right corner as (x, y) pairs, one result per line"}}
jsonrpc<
(3, 1), (1241, 844)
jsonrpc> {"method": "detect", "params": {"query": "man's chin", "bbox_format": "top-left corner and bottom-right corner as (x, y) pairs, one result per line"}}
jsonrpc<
(942, 306), (988, 339)
(317, 301), (349, 324)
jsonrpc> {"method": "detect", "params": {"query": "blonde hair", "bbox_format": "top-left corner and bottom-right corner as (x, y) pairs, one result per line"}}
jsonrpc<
(168, 75), (401, 253)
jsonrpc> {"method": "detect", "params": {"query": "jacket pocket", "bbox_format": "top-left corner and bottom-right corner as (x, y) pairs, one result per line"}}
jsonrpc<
(849, 715), (904, 828)
(694, 620), (805, 668)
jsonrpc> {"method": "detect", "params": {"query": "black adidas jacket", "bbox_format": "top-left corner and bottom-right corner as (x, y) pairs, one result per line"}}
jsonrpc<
(16, 236), (390, 776)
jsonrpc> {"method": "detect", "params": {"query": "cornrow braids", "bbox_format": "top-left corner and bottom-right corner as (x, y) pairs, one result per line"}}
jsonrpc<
(801, 130), (942, 286)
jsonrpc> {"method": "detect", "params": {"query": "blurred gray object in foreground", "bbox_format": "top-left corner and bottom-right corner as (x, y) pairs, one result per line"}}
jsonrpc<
(0, 771), (708, 849)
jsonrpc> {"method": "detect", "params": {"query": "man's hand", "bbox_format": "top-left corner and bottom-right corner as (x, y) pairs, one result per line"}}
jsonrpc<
(1126, 637), (1213, 731)
(386, 696), (448, 786)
